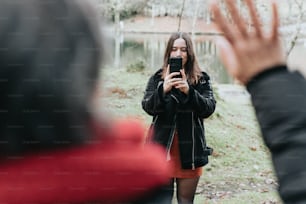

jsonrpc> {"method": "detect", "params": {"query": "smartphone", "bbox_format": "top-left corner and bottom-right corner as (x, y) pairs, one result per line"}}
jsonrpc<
(169, 57), (182, 78)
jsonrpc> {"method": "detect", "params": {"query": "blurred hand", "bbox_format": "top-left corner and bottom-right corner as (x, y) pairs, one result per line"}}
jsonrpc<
(211, 0), (286, 85)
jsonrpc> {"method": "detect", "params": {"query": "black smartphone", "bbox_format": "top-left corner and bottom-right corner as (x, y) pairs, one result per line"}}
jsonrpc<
(169, 57), (182, 78)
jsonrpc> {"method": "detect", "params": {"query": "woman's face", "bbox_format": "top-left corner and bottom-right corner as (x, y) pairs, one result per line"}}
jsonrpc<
(170, 38), (188, 67)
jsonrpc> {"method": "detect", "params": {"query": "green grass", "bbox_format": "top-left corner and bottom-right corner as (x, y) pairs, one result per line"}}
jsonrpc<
(98, 66), (282, 204)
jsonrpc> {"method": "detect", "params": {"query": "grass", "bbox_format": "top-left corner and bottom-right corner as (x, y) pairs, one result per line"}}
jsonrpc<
(98, 66), (282, 204)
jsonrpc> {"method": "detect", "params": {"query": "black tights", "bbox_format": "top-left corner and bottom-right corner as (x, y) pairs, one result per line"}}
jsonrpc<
(140, 177), (200, 204)
(158, 177), (200, 204)
(175, 177), (200, 204)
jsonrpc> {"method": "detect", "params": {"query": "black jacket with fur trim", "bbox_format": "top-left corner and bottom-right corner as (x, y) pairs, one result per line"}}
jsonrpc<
(142, 69), (216, 169)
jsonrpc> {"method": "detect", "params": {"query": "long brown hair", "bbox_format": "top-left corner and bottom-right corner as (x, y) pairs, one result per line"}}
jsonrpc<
(162, 32), (202, 84)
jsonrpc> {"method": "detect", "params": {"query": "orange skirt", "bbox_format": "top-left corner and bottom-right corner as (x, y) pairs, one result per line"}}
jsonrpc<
(169, 133), (202, 178)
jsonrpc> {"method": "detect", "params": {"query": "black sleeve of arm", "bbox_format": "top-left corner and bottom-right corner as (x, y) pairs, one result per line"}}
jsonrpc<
(141, 76), (167, 116)
(188, 75), (216, 118)
(247, 65), (306, 203)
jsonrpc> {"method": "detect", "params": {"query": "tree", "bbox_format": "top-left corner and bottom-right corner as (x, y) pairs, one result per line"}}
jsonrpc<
(177, 0), (186, 31)
(284, 0), (305, 56)
(95, 0), (148, 31)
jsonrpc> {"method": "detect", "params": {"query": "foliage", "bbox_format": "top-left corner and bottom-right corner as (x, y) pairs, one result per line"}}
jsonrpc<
(96, 0), (148, 21)
(126, 59), (147, 72)
(95, 0), (305, 55)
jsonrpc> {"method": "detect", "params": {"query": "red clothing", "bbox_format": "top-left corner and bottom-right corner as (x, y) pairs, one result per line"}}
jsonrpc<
(169, 133), (202, 178)
(0, 119), (170, 203)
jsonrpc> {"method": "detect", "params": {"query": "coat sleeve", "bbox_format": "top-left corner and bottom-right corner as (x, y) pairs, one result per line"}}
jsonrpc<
(186, 73), (216, 118)
(142, 75), (167, 116)
(246, 65), (306, 203)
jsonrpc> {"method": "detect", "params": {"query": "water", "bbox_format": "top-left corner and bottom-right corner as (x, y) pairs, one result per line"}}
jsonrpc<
(105, 33), (233, 84)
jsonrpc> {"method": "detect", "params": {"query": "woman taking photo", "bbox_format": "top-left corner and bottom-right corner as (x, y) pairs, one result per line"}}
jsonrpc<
(142, 32), (216, 204)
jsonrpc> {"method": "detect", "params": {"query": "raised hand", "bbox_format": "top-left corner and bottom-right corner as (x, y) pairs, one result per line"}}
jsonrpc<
(211, 0), (286, 85)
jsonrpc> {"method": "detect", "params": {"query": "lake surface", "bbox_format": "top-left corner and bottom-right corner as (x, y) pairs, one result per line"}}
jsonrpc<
(105, 32), (306, 84)
(105, 33), (233, 84)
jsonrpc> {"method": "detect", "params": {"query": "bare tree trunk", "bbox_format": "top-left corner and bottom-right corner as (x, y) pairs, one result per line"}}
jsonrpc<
(114, 34), (121, 68)
(287, 0), (304, 56)
(114, 10), (120, 33)
(151, 4), (155, 26)
(191, 0), (200, 37)
(177, 0), (186, 32)
(287, 0), (293, 17)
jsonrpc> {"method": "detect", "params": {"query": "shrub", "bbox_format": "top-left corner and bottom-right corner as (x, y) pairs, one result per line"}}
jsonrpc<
(126, 59), (146, 72)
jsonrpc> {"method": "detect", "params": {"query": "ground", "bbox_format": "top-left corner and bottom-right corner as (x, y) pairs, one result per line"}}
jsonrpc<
(98, 67), (283, 204)
(101, 16), (285, 203)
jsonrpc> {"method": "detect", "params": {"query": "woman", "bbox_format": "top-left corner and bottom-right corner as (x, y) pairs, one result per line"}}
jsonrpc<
(142, 32), (216, 203)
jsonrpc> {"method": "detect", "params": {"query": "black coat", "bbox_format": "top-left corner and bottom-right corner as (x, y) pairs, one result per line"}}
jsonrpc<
(142, 69), (216, 169)
(247, 65), (306, 203)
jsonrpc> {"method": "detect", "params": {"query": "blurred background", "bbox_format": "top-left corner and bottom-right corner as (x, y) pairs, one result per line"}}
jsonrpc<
(91, 0), (306, 83)
(91, 2), (306, 202)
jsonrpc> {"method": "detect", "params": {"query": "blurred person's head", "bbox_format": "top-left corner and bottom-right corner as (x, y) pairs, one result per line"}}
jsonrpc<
(0, 0), (104, 155)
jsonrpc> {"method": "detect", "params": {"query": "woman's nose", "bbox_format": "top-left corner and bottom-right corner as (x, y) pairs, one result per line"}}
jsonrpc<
(175, 49), (182, 56)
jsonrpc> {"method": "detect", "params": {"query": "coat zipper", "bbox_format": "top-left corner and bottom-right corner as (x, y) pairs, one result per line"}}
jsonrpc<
(192, 112), (195, 170)
(166, 114), (176, 161)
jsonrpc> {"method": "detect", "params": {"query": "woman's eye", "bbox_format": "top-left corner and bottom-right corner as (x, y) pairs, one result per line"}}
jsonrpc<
(172, 47), (187, 52)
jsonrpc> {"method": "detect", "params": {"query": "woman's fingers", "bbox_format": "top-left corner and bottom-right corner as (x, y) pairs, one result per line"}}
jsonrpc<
(271, 0), (279, 40)
(224, 0), (248, 38)
(174, 79), (189, 94)
(164, 69), (189, 94)
(245, 0), (263, 37)
(180, 69), (186, 80)
(212, 0), (285, 84)
(211, 1), (235, 43)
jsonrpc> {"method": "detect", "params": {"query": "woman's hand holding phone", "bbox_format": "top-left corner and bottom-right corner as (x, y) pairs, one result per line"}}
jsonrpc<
(163, 66), (189, 95)
(175, 69), (189, 95)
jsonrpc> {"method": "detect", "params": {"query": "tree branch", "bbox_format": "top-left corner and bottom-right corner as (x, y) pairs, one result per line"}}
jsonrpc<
(177, 0), (186, 32)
